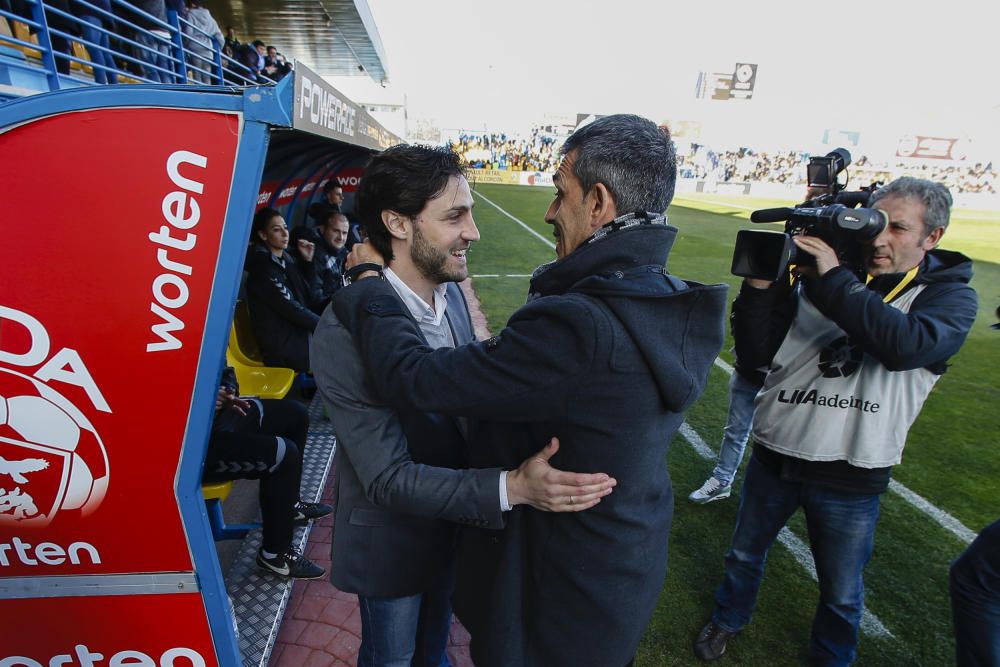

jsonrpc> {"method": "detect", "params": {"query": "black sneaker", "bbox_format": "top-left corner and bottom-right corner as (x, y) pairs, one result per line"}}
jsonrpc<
(293, 500), (333, 523)
(694, 621), (740, 662)
(256, 547), (325, 579)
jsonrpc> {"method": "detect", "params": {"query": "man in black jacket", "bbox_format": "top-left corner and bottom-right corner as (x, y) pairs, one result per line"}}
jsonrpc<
(333, 115), (728, 667)
(694, 177), (978, 665)
(205, 367), (331, 578)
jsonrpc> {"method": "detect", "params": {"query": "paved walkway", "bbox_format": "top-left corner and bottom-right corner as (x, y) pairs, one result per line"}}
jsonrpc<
(269, 468), (475, 666)
(270, 279), (488, 667)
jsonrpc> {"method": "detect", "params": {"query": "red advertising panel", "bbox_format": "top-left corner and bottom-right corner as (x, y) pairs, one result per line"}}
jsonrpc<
(0, 108), (240, 576)
(256, 180), (279, 210)
(272, 178), (306, 206)
(0, 594), (219, 664)
(332, 167), (363, 192)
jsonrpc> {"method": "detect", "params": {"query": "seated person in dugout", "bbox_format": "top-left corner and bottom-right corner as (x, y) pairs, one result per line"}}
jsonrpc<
(244, 207), (321, 373)
(203, 366), (331, 579)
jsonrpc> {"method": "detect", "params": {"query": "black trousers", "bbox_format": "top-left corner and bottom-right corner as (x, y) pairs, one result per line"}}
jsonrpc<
(204, 399), (308, 553)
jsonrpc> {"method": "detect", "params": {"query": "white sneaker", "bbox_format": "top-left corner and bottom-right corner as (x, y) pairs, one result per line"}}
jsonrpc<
(688, 477), (732, 504)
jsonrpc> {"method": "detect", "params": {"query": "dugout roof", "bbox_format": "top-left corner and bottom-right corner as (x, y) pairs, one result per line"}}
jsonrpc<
(203, 0), (389, 83)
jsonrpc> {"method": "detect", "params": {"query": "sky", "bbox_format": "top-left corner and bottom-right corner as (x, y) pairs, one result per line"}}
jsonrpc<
(332, 0), (999, 158)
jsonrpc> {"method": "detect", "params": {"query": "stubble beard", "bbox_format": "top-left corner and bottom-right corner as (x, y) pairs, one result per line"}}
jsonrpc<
(411, 224), (467, 284)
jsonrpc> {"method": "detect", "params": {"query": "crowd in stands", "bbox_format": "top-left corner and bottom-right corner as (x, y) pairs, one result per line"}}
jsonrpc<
(452, 128), (560, 172)
(452, 126), (997, 195)
(0, 0), (292, 85)
(678, 145), (998, 195)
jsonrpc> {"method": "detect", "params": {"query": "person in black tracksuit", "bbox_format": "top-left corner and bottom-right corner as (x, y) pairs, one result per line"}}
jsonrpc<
(204, 366), (330, 579)
(244, 207), (320, 372)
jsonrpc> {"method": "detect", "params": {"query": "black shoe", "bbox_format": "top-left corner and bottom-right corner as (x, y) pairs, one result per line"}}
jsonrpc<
(694, 621), (739, 662)
(293, 500), (333, 523)
(256, 547), (325, 579)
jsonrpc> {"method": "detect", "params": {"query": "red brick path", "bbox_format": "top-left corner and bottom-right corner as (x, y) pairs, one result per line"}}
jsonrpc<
(269, 473), (475, 667)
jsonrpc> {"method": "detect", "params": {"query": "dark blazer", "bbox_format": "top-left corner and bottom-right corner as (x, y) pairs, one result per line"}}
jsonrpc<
(311, 281), (504, 597)
(331, 223), (728, 666)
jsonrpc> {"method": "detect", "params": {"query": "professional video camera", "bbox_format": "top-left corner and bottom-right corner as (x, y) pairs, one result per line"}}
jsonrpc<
(731, 148), (886, 281)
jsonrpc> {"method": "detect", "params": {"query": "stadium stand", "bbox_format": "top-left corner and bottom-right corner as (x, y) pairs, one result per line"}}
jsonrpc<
(454, 126), (997, 195)
(0, 0), (287, 96)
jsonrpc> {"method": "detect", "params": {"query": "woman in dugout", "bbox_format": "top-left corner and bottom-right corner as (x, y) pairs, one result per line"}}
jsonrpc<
(244, 208), (320, 373)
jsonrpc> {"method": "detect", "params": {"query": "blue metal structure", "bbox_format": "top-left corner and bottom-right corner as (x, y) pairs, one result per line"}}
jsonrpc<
(0, 0), (260, 99)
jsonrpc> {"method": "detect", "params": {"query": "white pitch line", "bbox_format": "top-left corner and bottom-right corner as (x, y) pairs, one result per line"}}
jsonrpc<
(677, 423), (893, 638)
(472, 189), (556, 250)
(709, 363), (976, 545)
(888, 480), (977, 544)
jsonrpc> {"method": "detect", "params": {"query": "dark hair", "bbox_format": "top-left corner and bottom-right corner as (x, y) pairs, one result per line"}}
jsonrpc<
(251, 207), (281, 243)
(251, 39), (265, 48)
(323, 180), (342, 194)
(561, 114), (677, 214)
(355, 145), (464, 262)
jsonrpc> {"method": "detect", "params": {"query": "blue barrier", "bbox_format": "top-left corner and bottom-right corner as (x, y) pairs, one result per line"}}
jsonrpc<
(0, 0), (264, 96)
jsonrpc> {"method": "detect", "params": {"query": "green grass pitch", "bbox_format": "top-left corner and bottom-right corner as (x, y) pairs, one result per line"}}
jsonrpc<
(464, 181), (1000, 666)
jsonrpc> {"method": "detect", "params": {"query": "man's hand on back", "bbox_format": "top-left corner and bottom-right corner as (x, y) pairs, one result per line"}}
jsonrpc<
(506, 437), (616, 511)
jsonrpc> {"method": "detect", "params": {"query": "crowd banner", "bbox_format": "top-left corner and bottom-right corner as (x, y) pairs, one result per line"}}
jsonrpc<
(466, 168), (522, 186)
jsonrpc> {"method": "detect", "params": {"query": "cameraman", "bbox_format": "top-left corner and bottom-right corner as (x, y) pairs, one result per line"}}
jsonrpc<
(694, 177), (978, 665)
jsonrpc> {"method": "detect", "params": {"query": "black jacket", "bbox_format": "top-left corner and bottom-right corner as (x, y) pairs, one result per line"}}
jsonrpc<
(332, 219), (728, 666)
(733, 249), (978, 492)
(244, 245), (320, 372)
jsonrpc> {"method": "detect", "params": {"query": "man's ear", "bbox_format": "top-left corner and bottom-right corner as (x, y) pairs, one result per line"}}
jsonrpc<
(923, 226), (944, 250)
(588, 182), (618, 229)
(382, 210), (410, 240)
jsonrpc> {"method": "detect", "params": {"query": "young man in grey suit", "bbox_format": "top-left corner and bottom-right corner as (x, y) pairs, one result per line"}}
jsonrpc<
(310, 145), (616, 667)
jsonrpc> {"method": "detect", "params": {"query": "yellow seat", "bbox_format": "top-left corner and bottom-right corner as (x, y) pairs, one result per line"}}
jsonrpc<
(230, 300), (264, 366)
(226, 348), (294, 400)
(70, 41), (93, 74)
(11, 20), (41, 59)
(202, 480), (233, 501)
(202, 480), (259, 540)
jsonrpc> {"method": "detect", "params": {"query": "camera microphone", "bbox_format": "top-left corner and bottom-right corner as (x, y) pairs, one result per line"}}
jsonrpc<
(750, 207), (794, 223)
(827, 148), (852, 170)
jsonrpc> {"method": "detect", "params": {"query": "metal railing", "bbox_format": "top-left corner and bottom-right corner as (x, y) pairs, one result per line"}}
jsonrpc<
(0, 0), (272, 91)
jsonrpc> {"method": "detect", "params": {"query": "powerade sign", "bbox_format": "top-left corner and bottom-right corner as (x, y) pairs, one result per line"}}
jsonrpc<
(292, 61), (401, 151)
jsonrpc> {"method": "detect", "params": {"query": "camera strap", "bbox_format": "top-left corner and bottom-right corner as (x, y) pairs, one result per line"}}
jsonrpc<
(866, 265), (919, 304)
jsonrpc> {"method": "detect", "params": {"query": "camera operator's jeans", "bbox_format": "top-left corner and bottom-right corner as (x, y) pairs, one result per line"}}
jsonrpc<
(711, 372), (761, 486)
(950, 518), (1000, 666)
(712, 452), (880, 666)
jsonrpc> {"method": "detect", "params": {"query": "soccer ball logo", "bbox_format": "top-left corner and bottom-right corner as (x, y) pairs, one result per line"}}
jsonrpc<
(0, 367), (110, 526)
(817, 336), (864, 379)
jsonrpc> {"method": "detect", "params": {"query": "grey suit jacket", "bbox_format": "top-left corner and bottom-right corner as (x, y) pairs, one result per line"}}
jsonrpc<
(311, 281), (504, 597)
